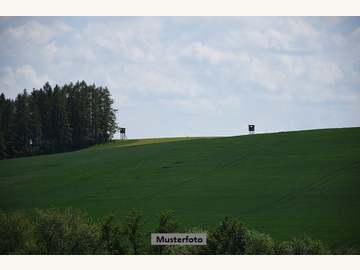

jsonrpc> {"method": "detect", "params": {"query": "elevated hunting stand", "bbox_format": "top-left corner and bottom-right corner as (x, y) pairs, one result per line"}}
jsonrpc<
(248, 124), (255, 135)
(119, 127), (127, 140)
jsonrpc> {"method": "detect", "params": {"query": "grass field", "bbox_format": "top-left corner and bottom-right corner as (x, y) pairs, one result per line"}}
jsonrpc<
(1, 128), (360, 248)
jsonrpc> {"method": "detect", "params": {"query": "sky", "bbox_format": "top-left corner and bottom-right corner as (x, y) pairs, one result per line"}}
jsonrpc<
(0, 16), (360, 139)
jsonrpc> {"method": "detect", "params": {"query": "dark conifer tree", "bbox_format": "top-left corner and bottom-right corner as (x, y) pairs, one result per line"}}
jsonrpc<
(29, 90), (43, 154)
(52, 85), (72, 151)
(101, 86), (117, 143)
(0, 93), (6, 159)
(0, 95), (15, 158)
(66, 82), (83, 149)
(79, 81), (93, 147)
(36, 83), (54, 152)
(12, 90), (32, 157)
(0, 81), (118, 159)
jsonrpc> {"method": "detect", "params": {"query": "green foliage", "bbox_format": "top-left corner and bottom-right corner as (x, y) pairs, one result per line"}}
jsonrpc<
(99, 215), (129, 254)
(33, 208), (100, 254)
(12, 90), (32, 157)
(204, 217), (276, 255)
(0, 94), (15, 158)
(125, 209), (144, 254)
(0, 131), (5, 159)
(331, 245), (360, 255)
(0, 94), (5, 159)
(156, 209), (179, 233)
(152, 209), (179, 254)
(245, 230), (275, 255)
(275, 235), (329, 255)
(0, 81), (118, 159)
(28, 91), (43, 153)
(205, 217), (248, 254)
(0, 208), (346, 255)
(0, 211), (33, 254)
(164, 227), (206, 255)
(275, 240), (294, 255)
(51, 85), (72, 151)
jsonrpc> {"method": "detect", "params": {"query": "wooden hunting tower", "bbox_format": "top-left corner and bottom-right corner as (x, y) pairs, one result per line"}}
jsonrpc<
(119, 127), (127, 140)
(248, 124), (255, 135)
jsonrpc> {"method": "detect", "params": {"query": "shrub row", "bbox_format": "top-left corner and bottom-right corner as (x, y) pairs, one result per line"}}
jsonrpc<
(0, 208), (356, 255)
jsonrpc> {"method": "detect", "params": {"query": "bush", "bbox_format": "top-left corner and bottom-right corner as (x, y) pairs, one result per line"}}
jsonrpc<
(165, 227), (207, 255)
(124, 209), (144, 254)
(0, 211), (33, 254)
(156, 209), (179, 234)
(151, 209), (179, 254)
(100, 215), (129, 254)
(275, 240), (294, 255)
(332, 245), (360, 255)
(276, 235), (329, 255)
(33, 208), (100, 254)
(245, 230), (275, 255)
(205, 217), (248, 254)
(0, 208), (344, 255)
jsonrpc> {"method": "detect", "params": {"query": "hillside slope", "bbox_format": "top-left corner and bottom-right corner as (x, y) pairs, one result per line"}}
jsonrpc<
(1, 128), (360, 247)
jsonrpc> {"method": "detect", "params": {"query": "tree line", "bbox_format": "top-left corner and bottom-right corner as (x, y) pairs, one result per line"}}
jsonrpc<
(0, 81), (118, 159)
(1, 207), (357, 255)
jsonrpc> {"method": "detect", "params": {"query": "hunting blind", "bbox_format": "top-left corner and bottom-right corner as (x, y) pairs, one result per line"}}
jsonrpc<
(119, 127), (127, 140)
(248, 124), (255, 134)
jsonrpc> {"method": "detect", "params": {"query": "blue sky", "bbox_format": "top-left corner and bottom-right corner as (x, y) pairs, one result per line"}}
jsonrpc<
(0, 17), (360, 138)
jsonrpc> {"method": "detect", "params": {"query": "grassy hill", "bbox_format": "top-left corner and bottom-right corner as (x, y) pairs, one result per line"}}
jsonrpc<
(1, 128), (360, 248)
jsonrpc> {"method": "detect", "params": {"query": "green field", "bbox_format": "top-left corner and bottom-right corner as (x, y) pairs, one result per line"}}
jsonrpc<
(1, 128), (360, 248)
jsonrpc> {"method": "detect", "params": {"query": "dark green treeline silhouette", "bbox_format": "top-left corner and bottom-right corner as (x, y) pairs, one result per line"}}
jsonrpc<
(0, 81), (118, 159)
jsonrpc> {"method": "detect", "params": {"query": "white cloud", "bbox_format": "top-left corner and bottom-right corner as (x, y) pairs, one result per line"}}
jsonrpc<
(104, 64), (204, 99)
(279, 55), (344, 85)
(0, 20), (73, 45)
(225, 17), (323, 53)
(73, 18), (162, 62)
(286, 18), (319, 39)
(297, 83), (359, 104)
(184, 42), (238, 63)
(159, 97), (215, 114)
(16, 65), (48, 86)
(183, 42), (288, 92)
(279, 55), (305, 76)
(0, 67), (16, 89)
(0, 65), (49, 98)
(158, 95), (243, 115)
(41, 41), (59, 61)
(309, 61), (343, 85)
